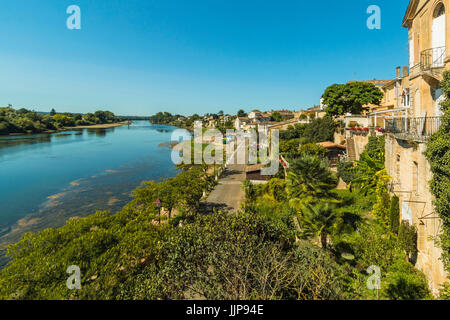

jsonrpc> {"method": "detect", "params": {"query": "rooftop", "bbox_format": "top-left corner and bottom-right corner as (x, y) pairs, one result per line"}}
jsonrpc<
(316, 141), (346, 149)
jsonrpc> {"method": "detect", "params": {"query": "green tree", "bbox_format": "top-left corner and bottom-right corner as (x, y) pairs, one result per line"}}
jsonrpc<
(298, 202), (339, 250)
(337, 161), (357, 184)
(390, 196), (400, 235)
(237, 109), (247, 117)
(302, 117), (337, 143)
(286, 155), (338, 211)
(322, 82), (383, 117)
(271, 112), (283, 122)
(298, 143), (328, 159)
(351, 154), (388, 195)
(123, 212), (345, 300)
(398, 222), (418, 262)
(372, 174), (391, 228)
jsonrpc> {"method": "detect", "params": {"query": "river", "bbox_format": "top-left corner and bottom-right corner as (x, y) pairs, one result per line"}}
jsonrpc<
(0, 121), (188, 267)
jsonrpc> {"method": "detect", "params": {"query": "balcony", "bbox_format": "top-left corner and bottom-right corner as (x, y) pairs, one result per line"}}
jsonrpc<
(409, 47), (446, 80)
(385, 117), (442, 142)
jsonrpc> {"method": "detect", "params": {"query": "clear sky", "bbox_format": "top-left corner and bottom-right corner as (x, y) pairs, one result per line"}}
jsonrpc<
(0, 0), (410, 116)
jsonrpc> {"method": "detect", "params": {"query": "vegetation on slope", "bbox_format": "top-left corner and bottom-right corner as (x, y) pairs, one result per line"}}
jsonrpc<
(0, 106), (122, 135)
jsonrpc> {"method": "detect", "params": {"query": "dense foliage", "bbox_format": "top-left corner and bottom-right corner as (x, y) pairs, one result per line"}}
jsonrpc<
(243, 149), (430, 300)
(425, 70), (450, 279)
(0, 110), (435, 300)
(149, 112), (182, 125)
(0, 107), (121, 135)
(322, 82), (384, 117)
(337, 136), (386, 195)
(280, 117), (337, 144)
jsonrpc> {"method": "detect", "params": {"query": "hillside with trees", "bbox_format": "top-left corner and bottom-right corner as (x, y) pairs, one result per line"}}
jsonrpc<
(0, 107), (122, 135)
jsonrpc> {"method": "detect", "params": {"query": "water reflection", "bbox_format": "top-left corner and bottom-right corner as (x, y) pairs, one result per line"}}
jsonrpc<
(0, 134), (52, 150)
(86, 128), (114, 137)
(0, 121), (181, 267)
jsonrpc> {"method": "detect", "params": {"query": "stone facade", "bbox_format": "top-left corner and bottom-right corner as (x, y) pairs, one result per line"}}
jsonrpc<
(385, 133), (447, 295)
(378, 0), (450, 294)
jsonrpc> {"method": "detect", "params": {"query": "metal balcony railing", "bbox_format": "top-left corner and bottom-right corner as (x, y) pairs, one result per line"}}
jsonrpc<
(385, 117), (442, 140)
(421, 46), (446, 69)
(410, 47), (446, 78)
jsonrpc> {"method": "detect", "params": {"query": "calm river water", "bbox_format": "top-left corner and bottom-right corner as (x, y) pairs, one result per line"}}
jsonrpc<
(0, 121), (187, 266)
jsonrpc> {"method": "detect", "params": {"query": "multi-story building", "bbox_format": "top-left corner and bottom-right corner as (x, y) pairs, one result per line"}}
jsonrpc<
(367, 67), (411, 128)
(382, 0), (448, 294)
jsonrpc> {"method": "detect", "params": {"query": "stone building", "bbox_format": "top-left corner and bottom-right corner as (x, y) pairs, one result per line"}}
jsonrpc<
(382, 0), (449, 294)
(367, 67), (411, 128)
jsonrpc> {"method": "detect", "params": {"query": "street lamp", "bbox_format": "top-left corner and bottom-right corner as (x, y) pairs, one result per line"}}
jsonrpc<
(155, 198), (162, 225)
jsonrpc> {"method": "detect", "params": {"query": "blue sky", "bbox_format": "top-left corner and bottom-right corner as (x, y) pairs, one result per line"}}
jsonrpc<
(0, 0), (409, 116)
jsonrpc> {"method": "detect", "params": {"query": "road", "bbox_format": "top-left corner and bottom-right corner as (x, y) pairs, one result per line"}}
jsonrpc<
(200, 137), (247, 214)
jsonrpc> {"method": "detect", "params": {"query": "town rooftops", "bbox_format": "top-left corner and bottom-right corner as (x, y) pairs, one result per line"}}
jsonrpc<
(347, 80), (392, 87)
(316, 141), (346, 149)
(304, 105), (321, 112)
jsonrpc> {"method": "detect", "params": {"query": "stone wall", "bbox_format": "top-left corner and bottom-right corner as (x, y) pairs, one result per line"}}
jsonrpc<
(334, 131), (345, 145)
(352, 134), (369, 161)
(385, 133), (448, 295)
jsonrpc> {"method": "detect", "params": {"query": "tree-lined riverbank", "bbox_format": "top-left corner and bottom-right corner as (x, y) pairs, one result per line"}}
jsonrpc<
(0, 107), (124, 136)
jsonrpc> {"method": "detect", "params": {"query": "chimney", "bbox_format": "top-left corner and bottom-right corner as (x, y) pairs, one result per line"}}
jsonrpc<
(403, 66), (409, 78)
(396, 66), (401, 78)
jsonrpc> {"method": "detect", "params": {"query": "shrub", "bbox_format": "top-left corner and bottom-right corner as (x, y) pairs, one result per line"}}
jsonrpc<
(337, 161), (358, 184)
(398, 222), (418, 261)
(389, 196), (400, 235)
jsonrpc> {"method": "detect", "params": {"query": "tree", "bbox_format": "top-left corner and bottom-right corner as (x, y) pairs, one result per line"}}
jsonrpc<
(53, 114), (76, 127)
(125, 211), (345, 300)
(298, 202), (339, 250)
(351, 153), (387, 195)
(302, 117), (337, 143)
(159, 178), (179, 219)
(398, 222), (418, 262)
(50, 108), (56, 116)
(390, 196), (400, 235)
(372, 174), (391, 228)
(271, 112), (283, 122)
(322, 82), (383, 117)
(337, 161), (357, 184)
(237, 109), (247, 117)
(126, 181), (162, 217)
(298, 143), (328, 159)
(286, 155), (338, 211)
(175, 168), (208, 214)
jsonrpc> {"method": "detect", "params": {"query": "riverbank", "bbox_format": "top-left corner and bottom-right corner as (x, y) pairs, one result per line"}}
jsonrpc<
(5, 121), (131, 136)
(64, 121), (131, 130)
(0, 121), (178, 268)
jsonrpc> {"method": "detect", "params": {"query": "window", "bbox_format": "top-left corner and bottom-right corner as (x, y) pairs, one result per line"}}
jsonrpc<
(434, 3), (445, 18)
(402, 89), (410, 107)
(432, 3), (446, 67)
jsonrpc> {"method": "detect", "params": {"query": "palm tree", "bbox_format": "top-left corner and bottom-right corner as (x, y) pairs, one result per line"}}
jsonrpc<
(351, 152), (388, 195)
(298, 202), (338, 250)
(286, 155), (338, 211)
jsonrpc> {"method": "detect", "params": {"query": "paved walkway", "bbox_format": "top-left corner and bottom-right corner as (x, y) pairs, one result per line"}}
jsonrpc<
(201, 164), (246, 214)
(200, 139), (247, 214)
